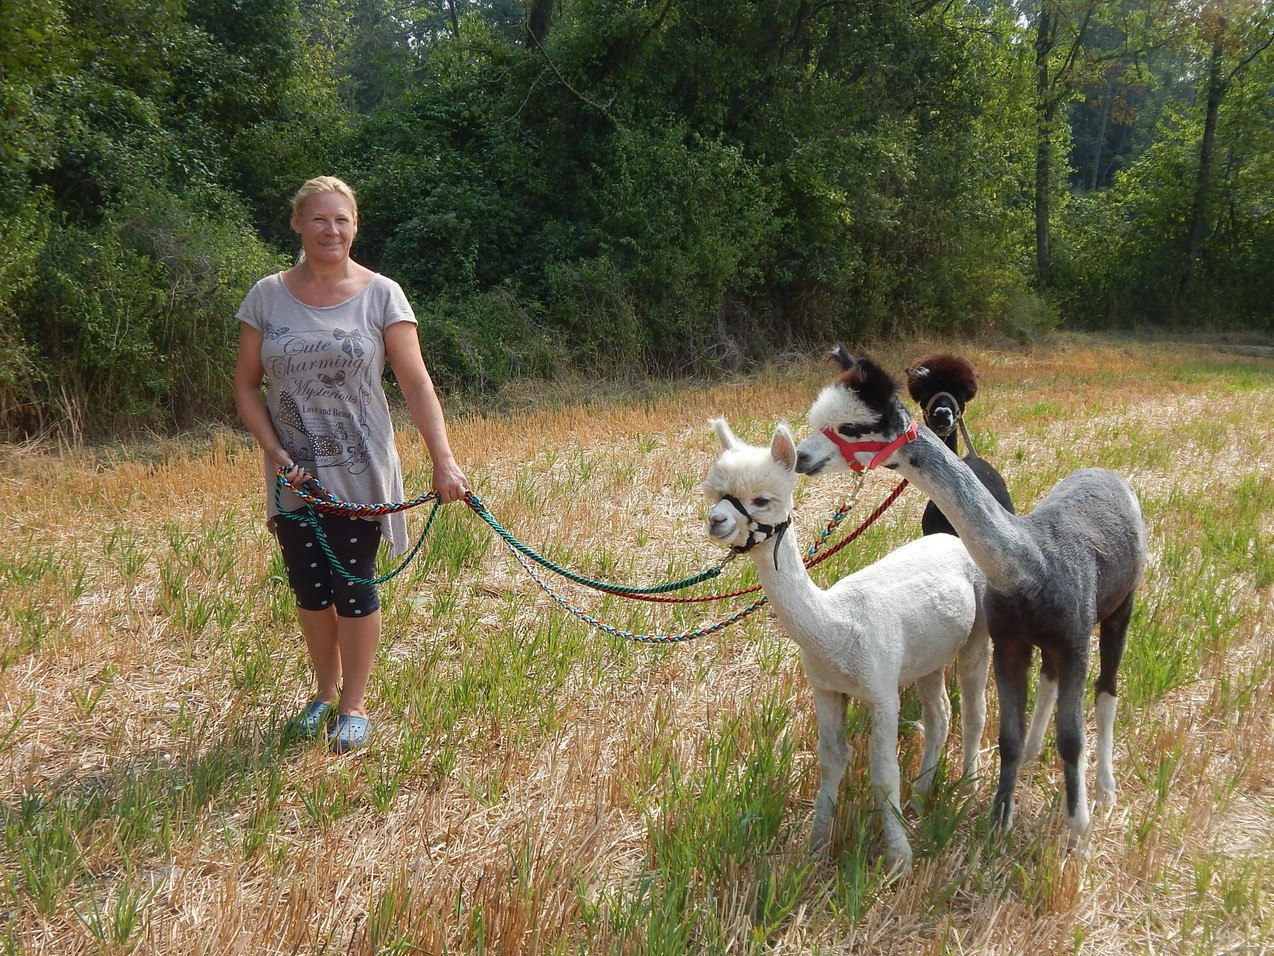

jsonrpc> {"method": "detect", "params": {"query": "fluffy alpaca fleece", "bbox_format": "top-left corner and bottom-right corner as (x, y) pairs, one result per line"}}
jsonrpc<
(703, 417), (991, 874)
(904, 352), (1016, 538)
(795, 349), (1147, 850)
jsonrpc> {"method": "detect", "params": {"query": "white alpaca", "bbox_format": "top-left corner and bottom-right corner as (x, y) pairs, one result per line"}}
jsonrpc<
(703, 418), (991, 873)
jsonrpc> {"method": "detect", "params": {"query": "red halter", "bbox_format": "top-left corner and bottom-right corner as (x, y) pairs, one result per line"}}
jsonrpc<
(821, 419), (919, 472)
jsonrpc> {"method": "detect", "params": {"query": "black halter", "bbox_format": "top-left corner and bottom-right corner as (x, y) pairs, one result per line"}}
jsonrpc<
(923, 391), (980, 458)
(720, 494), (791, 570)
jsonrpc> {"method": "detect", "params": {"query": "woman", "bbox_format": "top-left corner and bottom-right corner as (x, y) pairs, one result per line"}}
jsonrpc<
(234, 176), (469, 753)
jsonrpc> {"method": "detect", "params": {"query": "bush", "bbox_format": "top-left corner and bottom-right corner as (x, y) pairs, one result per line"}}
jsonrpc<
(10, 186), (284, 437)
(0, 199), (48, 433)
(414, 285), (562, 395)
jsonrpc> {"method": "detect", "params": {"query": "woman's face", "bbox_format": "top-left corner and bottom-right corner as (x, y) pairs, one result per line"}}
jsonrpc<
(292, 192), (358, 265)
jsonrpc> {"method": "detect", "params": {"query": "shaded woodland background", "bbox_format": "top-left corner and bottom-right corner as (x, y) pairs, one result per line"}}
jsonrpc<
(1, 0), (1270, 437)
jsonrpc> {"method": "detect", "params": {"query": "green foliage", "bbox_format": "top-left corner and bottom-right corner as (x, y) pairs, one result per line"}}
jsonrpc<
(349, 0), (1050, 378)
(0, 0), (68, 209)
(13, 187), (284, 435)
(1057, 80), (1273, 329)
(559, 124), (779, 369)
(0, 0), (1268, 436)
(0, 201), (47, 427)
(1054, 4), (1274, 329)
(0, 0), (336, 436)
(416, 286), (562, 393)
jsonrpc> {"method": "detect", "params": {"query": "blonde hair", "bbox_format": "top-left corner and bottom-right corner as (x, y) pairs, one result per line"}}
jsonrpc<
(291, 176), (358, 220)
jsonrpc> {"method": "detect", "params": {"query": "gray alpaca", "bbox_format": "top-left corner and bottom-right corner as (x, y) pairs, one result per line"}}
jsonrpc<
(794, 348), (1147, 848)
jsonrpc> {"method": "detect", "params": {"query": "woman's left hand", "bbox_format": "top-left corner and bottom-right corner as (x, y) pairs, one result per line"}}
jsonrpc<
(432, 461), (471, 503)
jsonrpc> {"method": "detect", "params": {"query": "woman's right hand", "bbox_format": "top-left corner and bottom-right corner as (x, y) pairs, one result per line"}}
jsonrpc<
(278, 460), (312, 491)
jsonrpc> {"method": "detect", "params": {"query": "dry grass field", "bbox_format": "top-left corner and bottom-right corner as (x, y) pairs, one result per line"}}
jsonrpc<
(0, 336), (1270, 954)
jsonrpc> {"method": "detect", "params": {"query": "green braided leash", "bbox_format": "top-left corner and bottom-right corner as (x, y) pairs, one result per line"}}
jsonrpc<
(280, 469), (727, 595)
(503, 535), (770, 644)
(464, 493), (730, 595)
(273, 477), (442, 587)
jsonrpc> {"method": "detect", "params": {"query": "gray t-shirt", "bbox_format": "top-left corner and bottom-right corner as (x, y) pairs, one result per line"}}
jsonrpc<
(236, 272), (416, 555)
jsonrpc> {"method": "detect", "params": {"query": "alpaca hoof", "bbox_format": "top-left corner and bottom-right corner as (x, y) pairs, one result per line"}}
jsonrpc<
(990, 797), (1015, 833)
(1066, 808), (1091, 851)
(1096, 774), (1116, 806)
(883, 847), (913, 877)
(1065, 830), (1091, 858)
(808, 829), (833, 857)
(962, 753), (982, 781)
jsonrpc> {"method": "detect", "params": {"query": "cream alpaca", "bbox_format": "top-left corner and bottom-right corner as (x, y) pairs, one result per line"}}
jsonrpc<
(703, 418), (991, 873)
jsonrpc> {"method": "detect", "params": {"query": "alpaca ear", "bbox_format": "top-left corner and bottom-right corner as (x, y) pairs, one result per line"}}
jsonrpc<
(771, 424), (797, 472)
(830, 345), (854, 371)
(907, 364), (929, 382)
(710, 417), (740, 451)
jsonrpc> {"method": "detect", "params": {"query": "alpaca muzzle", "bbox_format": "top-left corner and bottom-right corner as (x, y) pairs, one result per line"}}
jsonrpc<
(716, 494), (791, 570)
(924, 392), (960, 438)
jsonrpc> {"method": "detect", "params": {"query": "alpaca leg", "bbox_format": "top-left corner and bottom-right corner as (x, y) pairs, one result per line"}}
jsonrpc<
(809, 687), (850, 853)
(1094, 692), (1117, 805)
(1054, 648), (1092, 848)
(991, 640), (1032, 831)
(867, 694), (911, 873)
(1023, 656), (1058, 763)
(1094, 591), (1134, 804)
(913, 670), (950, 801)
(956, 629), (991, 781)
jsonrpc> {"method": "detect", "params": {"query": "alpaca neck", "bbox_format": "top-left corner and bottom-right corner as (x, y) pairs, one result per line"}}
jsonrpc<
(896, 426), (1035, 590)
(750, 524), (851, 659)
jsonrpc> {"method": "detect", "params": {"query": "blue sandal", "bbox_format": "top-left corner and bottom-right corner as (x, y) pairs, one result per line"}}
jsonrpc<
(287, 700), (335, 740)
(328, 714), (371, 754)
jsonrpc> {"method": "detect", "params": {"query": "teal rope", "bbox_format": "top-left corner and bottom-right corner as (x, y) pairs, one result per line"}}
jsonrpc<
(463, 493), (727, 595)
(274, 478), (442, 587)
(276, 473), (876, 598)
(279, 472), (726, 595)
(504, 536), (769, 644)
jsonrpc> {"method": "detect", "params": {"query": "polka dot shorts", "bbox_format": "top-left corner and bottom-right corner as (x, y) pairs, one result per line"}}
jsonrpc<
(271, 510), (382, 617)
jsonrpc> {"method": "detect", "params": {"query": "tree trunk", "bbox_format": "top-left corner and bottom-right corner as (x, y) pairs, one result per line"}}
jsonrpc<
(1034, 3), (1056, 282)
(525, 0), (556, 49)
(1089, 76), (1114, 191)
(1181, 19), (1226, 295)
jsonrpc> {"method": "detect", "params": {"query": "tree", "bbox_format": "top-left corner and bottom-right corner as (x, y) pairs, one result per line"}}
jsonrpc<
(1179, 1), (1273, 294)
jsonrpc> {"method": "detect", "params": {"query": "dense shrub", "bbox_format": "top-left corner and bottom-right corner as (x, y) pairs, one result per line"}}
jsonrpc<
(3, 0), (1268, 438)
(0, 201), (47, 431)
(416, 286), (561, 394)
(10, 188), (283, 437)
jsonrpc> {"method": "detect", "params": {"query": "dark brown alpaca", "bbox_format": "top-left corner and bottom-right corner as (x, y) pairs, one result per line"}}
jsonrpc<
(904, 353), (1015, 537)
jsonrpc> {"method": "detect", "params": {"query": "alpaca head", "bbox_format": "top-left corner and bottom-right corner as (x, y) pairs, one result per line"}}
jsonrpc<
(795, 347), (914, 476)
(905, 353), (979, 439)
(703, 418), (798, 556)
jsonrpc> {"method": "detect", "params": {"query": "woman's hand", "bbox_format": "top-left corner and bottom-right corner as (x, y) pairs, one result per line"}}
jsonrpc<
(278, 460), (312, 491)
(432, 459), (470, 503)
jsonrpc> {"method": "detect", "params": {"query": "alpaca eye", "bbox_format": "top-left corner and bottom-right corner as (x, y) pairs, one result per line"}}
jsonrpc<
(752, 496), (771, 509)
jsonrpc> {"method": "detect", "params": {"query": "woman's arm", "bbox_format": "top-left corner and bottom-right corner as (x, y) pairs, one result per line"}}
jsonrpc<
(232, 322), (307, 487)
(384, 320), (469, 502)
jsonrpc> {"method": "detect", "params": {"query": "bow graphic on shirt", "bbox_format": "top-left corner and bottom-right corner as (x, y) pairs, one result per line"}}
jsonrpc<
(333, 328), (365, 359)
